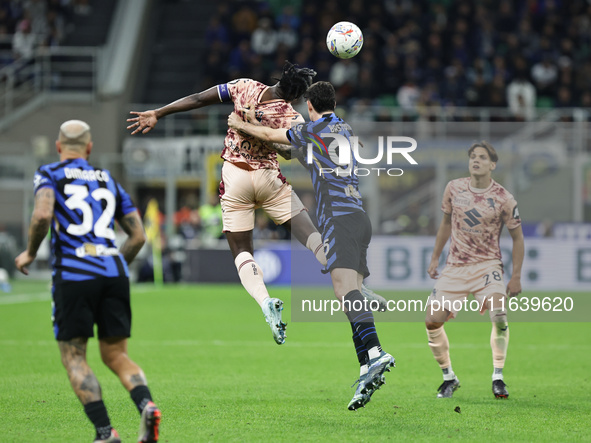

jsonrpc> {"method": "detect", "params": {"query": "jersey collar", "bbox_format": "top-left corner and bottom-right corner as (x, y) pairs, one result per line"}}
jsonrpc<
(469, 178), (495, 194)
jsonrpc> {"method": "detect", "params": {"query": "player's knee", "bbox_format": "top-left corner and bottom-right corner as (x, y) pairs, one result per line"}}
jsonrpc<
(426, 307), (449, 326)
(100, 350), (114, 367)
(426, 321), (444, 330)
(333, 288), (348, 301)
(330, 279), (348, 301)
(58, 340), (86, 369)
(100, 348), (124, 369)
(491, 313), (508, 325)
(489, 308), (508, 324)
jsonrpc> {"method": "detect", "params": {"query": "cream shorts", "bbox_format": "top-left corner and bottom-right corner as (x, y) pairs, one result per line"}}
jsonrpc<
(219, 161), (305, 232)
(428, 260), (506, 318)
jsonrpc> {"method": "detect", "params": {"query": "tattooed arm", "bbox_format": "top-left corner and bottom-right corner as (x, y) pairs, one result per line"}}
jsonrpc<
(270, 142), (298, 160)
(267, 114), (303, 160)
(15, 187), (55, 275)
(117, 211), (147, 264)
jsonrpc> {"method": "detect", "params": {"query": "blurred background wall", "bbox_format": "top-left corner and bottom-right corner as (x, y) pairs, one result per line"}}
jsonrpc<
(0, 0), (590, 289)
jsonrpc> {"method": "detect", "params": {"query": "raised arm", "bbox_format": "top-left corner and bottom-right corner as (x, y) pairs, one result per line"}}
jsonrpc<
(506, 225), (524, 297)
(117, 211), (147, 265)
(127, 86), (222, 135)
(15, 187), (55, 275)
(427, 212), (452, 279)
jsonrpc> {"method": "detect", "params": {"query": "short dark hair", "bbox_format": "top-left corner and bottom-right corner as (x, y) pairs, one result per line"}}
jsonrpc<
(468, 140), (498, 162)
(304, 81), (336, 113)
(277, 61), (316, 102)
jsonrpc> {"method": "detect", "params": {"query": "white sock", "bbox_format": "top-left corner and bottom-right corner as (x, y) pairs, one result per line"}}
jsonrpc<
(306, 232), (327, 266)
(493, 367), (504, 381)
(359, 364), (368, 377)
(368, 346), (381, 360)
(234, 252), (269, 307)
(442, 366), (456, 381)
(491, 321), (509, 370)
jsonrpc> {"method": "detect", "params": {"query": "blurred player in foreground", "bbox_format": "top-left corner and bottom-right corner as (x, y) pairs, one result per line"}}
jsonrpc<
(15, 120), (161, 443)
(425, 141), (524, 399)
(228, 81), (395, 411)
(127, 62), (326, 345)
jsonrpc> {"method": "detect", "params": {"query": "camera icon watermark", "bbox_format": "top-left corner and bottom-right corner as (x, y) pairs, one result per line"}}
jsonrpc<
(306, 135), (418, 177)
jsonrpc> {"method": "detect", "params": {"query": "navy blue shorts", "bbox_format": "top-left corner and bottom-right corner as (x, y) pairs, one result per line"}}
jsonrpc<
(323, 211), (371, 278)
(52, 276), (131, 341)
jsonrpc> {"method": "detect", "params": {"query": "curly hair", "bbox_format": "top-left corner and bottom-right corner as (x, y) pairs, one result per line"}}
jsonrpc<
(276, 61), (316, 102)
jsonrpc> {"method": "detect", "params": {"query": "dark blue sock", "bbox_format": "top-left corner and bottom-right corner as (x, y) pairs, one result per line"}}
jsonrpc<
(130, 385), (153, 415)
(83, 400), (111, 440)
(351, 321), (369, 367)
(344, 290), (382, 352)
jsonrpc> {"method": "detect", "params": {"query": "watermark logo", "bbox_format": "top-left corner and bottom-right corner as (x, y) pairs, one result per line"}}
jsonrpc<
(305, 134), (418, 177)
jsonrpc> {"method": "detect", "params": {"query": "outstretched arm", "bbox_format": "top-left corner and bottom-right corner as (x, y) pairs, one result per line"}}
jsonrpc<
(15, 188), (55, 275)
(241, 105), (302, 160)
(117, 211), (147, 265)
(228, 111), (291, 145)
(270, 143), (296, 160)
(127, 86), (221, 135)
(427, 212), (452, 279)
(506, 225), (524, 297)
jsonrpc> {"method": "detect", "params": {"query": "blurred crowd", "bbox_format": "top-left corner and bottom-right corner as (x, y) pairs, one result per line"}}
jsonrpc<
(0, 0), (91, 68)
(135, 193), (288, 282)
(202, 0), (591, 120)
(144, 192), (289, 248)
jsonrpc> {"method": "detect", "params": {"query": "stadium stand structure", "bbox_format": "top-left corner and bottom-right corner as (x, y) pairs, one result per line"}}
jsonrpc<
(135, 0), (217, 104)
(62, 0), (118, 46)
(1, 0), (590, 252)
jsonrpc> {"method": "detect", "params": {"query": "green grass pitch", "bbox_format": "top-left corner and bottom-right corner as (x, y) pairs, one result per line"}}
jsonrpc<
(1, 280), (590, 442)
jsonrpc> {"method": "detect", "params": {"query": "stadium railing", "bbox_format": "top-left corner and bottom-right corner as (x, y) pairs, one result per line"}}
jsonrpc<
(127, 102), (591, 142)
(0, 46), (99, 131)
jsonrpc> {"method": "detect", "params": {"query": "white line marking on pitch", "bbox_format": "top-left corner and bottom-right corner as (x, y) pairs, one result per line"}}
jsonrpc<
(0, 285), (164, 305)
(0, 293), (51, 305)
(0, 339), (587, 352)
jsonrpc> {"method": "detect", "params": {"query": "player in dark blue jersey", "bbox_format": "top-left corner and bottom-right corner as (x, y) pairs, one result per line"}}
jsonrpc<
(15, 120), (161, 443)
(228, 81), (395, 411)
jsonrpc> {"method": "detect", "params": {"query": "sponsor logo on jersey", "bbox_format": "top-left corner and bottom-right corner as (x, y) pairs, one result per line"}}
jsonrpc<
(454, 197), (470, 206)
(513, 206), (520, 219)
(75, 243), (119, 258)
(33, 174), (50, 190)
(463, 208), (483, 227)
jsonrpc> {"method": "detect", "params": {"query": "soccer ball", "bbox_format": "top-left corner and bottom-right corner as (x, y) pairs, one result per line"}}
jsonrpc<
(326, 21), (363, 59)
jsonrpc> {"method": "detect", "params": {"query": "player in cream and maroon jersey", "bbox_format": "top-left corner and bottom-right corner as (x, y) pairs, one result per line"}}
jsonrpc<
(425, 141), (524, 400)
(442, 176), (521, 266)
(127, 62), (326, 345)
(220, 78), (302, 170)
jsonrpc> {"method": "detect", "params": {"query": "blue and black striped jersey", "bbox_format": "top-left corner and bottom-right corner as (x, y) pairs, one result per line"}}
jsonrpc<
(34, 158), (137, 282)
(287, 113), (364, 232)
